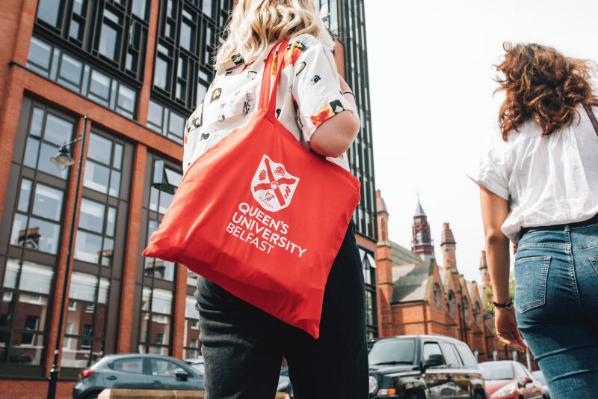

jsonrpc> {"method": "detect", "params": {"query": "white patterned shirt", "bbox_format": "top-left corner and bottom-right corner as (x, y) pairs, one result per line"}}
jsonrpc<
(182, 34), (356, 176)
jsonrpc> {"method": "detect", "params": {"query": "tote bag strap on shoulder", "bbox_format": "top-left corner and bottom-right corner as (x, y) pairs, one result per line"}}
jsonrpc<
(258, 40), (290, 117)
(582, 103), (598, 137)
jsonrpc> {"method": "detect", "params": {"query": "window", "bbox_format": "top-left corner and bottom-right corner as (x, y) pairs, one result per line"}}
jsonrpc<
(69, 0), (87, 42)
(316, 0), (338, 35)
(187, 270), (199, 287)
(202, 0), (213, 18)
(131, 0), (148, 20)
(368, 338), (415, 366)
(21, 316), (39, 345)
(84, 132), (124, 197)
(37, 0), (63, 28)
(439, 342), (462, 368)
(448, 290), (456, 315)
(61, 274), (109, 368)
(58, 53), (84, 91)
(26, 36), (140, 120)
(10, 179), (65, 255)
(99, 9), (123, 62)
(27, 37), (53, 75)
(180, 9), (197, 53)
(144, 220), (174, 280)
(89, 69), (111, 106)
(176, 55), (189, 101)
(154, 44), (172, 91)
(150, 159), (181, 200)
(463, 296), (470, 321)
(139, 154), (183, 355)
(22, 106), (74, 180)
(113, 358), (144, 374)
(1, 259), (53, 365)
(184, 296), (201, 359)
(74, 198), (117, 266)
(365, 290), (374, 327)
(151, 358), (179, 377)
(117, 84), (137, 118)
(357, 248), (376, 336)
(474, 301), (481, 324)
(456, 343), (478, 368)
(422, 342), (444, 364)
(149, 0), (228, 113)
(433, 283), (442, 310)
(138, 288), (173, 355)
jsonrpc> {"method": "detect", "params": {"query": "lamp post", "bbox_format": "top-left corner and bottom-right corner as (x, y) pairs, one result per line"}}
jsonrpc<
(47, 115), (89, 399)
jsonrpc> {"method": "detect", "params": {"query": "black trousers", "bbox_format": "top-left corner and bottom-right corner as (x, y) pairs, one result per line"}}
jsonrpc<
(195, 222), (368, 399)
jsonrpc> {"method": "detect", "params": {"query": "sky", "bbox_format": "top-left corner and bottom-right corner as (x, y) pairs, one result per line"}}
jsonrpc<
(363, 0), (598, 282)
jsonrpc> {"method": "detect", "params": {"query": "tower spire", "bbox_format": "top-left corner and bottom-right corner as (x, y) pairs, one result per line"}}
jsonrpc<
(440, 222), (457, 271)
(411, 198), (434, 260)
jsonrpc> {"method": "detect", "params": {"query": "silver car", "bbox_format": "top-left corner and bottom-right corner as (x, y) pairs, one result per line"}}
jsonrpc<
(72, 354), (204, 399)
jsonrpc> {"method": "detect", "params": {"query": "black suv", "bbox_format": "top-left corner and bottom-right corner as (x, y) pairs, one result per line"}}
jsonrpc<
(368, 335), (486, 399)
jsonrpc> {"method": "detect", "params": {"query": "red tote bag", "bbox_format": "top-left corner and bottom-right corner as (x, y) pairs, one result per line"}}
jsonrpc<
(142, 40), (360, 339)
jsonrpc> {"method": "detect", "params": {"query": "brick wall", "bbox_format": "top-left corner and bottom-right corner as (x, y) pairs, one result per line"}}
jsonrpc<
(0, 380), (75, 399)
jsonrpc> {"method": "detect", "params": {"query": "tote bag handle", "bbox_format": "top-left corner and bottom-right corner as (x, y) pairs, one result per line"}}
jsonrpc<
(258, 40), (288, 113)
(583, 103), (598, 137)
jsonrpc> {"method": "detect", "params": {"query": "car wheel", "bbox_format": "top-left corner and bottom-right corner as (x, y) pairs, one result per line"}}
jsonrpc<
(404, 392), (420, 399)
(82, 391), (100, 399)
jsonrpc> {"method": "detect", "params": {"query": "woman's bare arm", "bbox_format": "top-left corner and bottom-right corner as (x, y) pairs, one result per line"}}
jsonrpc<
(480, 185), (527, 350)
(480, 186), (511, 303)
(309, 77), (360, 158)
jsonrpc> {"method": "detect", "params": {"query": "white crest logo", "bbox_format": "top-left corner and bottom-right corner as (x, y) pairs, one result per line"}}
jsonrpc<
(251, 155), (299, 212)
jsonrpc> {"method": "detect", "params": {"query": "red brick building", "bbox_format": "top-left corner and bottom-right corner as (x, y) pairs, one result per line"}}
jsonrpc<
(0, 1), (378, 397)
(375, 190), (527, 363)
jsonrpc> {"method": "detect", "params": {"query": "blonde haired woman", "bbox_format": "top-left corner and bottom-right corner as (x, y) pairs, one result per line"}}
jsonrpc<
(186, 1), (367, 398)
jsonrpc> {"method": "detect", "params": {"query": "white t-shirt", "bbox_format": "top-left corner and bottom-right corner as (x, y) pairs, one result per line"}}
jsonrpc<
(475, 104), (598, 242)
(182, 34), (356, 176)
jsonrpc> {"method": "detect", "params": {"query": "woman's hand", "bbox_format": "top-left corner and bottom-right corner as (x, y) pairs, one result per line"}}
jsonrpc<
(495, 307), (527, 351)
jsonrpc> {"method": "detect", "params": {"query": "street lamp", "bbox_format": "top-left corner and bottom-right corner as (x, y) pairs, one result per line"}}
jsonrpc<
(47, 115), (89, 399)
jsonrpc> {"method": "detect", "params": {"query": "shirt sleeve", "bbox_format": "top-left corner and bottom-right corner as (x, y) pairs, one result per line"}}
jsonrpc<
(473, 133), (511, 200)
(289, 36), (357, 142)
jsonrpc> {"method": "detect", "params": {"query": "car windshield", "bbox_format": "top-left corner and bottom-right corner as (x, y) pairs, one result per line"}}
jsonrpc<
(368, 338), (416, 366)
(479, 363), (514, 380)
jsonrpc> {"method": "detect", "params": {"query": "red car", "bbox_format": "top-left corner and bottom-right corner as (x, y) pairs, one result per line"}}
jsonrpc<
(479, 361), (545, 399)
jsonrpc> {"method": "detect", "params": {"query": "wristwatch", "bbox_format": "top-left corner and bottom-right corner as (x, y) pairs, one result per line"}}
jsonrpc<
(493, 300), (514, 310)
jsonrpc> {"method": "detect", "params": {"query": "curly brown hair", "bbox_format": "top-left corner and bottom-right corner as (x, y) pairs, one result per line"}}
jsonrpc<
(495, 42), (598, 140)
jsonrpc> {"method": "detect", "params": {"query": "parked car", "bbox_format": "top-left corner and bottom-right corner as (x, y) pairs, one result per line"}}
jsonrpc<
(72, 354), (204, 399)
(368, 335), (487, 399)
(479, 361), (544, 399)
(530, 370), (550, 399)
(185, 356), (205, 375)
(278, 368), (294, 398)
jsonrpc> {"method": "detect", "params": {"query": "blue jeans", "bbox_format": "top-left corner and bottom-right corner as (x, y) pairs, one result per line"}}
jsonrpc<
(515, 223), (598, 398)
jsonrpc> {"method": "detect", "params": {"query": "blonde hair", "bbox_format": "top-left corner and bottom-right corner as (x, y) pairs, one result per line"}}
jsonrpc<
(215, 0), (334, 71)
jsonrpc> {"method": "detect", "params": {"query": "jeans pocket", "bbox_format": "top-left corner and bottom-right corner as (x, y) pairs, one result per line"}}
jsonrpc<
(514, 255), (550, 313)
(589, 256), (598, 276)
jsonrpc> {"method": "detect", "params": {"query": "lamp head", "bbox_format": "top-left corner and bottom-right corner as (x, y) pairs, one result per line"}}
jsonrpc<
(50, 145), (75, 170)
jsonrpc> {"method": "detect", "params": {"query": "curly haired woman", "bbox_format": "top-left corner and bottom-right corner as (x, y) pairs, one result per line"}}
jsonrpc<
(475, 42), (598, 398)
